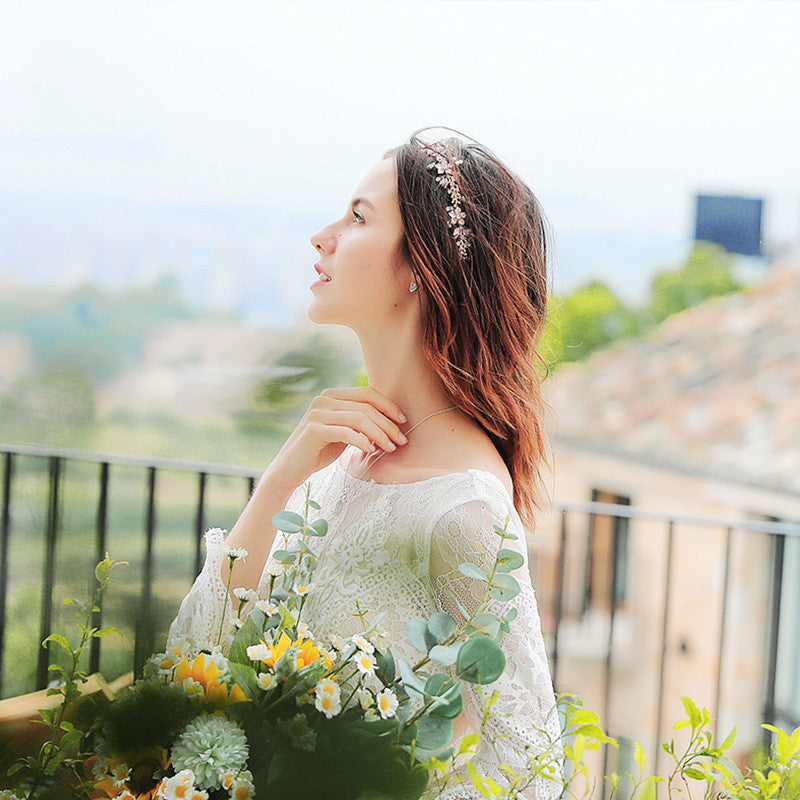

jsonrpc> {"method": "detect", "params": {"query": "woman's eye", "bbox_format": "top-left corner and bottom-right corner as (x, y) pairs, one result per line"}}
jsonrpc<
(352, 210), (364, 223)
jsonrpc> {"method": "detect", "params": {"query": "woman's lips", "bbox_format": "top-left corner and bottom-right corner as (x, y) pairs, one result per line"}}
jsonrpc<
(314, 263), (331, 280)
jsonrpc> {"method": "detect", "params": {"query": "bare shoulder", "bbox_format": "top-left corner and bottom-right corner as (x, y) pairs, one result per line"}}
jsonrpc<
(364, 418), (514, 498)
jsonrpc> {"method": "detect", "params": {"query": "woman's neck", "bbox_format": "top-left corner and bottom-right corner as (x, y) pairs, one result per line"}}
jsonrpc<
(355, 322), (457, 429)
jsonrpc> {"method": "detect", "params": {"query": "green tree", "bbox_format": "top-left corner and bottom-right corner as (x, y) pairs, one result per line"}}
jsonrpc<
(643, 241), (741, 326)
(542, 280), (640, 370)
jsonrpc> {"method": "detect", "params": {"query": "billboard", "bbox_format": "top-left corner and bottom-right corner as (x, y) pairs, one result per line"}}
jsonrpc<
(695, 194), (763, 257)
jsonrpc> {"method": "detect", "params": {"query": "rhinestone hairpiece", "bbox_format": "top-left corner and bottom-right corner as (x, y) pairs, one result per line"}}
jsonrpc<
(421, 142), (472, 260)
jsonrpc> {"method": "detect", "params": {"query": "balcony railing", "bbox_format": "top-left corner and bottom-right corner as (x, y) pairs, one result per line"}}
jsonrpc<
(2, 442), (799, 791)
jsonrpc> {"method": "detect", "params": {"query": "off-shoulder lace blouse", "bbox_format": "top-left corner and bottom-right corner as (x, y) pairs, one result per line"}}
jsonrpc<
(167, 447), (562, 799)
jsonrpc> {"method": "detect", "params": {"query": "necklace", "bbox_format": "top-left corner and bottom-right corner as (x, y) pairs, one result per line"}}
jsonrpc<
(347, 405), (458, 480)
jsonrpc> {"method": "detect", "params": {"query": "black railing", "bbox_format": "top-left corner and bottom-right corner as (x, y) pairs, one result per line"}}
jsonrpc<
(0, 443), (260, 695)
(1, 442), (799, 790)
(548, 499), (800, 792)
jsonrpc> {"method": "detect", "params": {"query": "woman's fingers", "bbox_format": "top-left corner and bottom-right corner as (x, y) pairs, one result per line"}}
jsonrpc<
(311, 423), (375, 454)
(310, 408), (403, 453)
(320, 386), (406, 426)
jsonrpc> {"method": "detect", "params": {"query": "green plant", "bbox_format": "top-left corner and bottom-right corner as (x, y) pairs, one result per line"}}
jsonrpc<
(6, 554), (126, 798)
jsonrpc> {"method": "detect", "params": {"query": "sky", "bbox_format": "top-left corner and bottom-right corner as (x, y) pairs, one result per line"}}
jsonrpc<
(1, 0), (799, 303)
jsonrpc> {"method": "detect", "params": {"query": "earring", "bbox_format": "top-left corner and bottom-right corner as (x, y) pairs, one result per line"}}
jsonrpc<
(409, 281), (418, 292)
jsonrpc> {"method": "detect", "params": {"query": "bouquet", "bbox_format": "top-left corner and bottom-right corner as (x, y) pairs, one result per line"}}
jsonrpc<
(3, 483), (543, 800)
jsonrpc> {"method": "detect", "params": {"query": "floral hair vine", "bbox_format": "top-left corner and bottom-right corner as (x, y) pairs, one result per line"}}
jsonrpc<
(420, 141), (472, 260)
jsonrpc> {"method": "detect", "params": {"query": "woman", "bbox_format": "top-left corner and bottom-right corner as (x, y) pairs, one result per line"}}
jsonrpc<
(167, 128), (561, 798)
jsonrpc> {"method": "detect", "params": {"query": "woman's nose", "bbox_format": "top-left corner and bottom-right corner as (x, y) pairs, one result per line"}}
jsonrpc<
(310, 226), (336, 254)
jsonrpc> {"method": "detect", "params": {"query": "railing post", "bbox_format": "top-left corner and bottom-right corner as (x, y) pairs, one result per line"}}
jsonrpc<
(89, 461), (110, 675)
(763, 530), (785, 752)
(714, 526), (733, 732)
(0, 451), (14, 697)
(194, 471), (207, 578)
(551, 508), (567, 689)
(37, 455), (62, 690)
(600, 518), (621, 798)
(653, 519), (674, 774)
(134, 466), (157, 679)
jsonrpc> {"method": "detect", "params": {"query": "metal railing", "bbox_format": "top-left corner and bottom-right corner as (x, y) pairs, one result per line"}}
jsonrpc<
(2, 442), (799, 790)
(0, 443), (260, 695)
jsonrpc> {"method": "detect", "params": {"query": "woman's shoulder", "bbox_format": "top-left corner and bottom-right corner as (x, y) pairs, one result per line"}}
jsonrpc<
(356, 422), (514, 499)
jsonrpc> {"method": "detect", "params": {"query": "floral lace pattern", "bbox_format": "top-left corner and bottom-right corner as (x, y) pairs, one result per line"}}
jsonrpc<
(167, 447), (561, 799)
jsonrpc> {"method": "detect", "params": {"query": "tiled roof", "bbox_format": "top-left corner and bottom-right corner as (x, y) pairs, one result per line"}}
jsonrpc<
(544, 247), (800, 495)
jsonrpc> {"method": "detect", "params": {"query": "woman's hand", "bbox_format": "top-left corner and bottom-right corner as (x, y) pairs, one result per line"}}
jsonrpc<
(267, 386), (408, 489)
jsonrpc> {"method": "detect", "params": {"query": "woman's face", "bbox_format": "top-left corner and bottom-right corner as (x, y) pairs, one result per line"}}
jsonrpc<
(308, 157), (416, 329)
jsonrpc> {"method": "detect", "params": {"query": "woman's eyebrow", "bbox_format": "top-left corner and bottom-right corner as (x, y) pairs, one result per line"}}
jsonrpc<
(350, 197), (376, 211)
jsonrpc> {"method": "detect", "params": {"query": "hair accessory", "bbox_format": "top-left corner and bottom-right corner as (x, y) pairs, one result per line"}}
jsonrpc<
(420, 142), (472, 260)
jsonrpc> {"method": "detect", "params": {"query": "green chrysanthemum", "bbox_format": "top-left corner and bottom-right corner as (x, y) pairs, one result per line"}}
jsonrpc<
(170, 713), (248, 790)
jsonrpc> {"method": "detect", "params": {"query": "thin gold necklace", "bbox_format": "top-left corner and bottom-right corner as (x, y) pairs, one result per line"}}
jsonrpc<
(347, 405), (458, 480)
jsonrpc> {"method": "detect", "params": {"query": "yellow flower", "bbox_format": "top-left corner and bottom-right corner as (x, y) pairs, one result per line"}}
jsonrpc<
(173, 654), (248, 706)
(265, 631), (321, 671)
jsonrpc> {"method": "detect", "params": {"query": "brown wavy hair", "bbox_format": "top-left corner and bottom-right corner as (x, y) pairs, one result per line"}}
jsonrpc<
(384, 128), (552, 530)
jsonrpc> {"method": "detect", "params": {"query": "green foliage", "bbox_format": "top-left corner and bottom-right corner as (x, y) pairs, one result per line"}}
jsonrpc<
(6, 554), (126, 798)
(644, 241), (742, 327)
(543, 280), (641, 368)
(542, 241), (742, 371)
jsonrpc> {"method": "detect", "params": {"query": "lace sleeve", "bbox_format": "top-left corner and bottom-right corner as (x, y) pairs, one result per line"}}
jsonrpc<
(166, 527), (236, 657)
(166, 483), (308, 656)
(427, 484), (563, 800)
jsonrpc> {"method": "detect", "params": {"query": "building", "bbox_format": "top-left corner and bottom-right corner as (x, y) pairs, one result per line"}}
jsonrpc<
(533, 246), (800, 773)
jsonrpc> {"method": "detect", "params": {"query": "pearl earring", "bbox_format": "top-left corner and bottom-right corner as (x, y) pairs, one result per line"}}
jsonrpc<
(409, 281), (418, 292)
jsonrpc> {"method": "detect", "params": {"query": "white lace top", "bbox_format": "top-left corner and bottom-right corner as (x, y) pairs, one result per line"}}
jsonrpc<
(167, 448), (562, 799)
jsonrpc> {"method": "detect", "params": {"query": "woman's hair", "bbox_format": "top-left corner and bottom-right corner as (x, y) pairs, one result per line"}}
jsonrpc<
(384, 127), (552, 530)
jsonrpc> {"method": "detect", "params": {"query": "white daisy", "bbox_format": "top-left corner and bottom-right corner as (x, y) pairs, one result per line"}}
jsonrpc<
(246, 643), (272, 662)
(357, 687), (374, 709)
(254, 599), (277, 615)
(315, 677), (340, 698)
(294, 583), (310, 596)
(225, 546), (248, 562)
(351, 650), (377, 677)
(155, 769), (195, 798)
(256, 672), (277, 691)
(350, 634), (374, 654)
(376, 688), (399, 719)
(364, 707), (380, 722)
(233, 587), (258, 603)
(315, 690), (342, 718)
(297, 621), (314, 639)
(329, 633), (347, 652)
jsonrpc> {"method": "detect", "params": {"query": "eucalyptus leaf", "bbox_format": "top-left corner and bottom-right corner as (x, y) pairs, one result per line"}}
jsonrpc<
(488, 573), (520, 601)
(492, 523), (518, 540)
(413, 714), (453, 753)
(308, 499), (321, 509)
(428, 612), (457, 643)
(271, 510), (305, 533)
(429, 644), (460, 666)
(456, 635), (506, 684)
(467, 613), (501, 638)
(407, 617), (437, 654)
(309, 519), (328, 536)
(271, 549), (297, 564)
(398, 658), (426, 701)
(494, 548), (524, 572)
(458, 562), (486, 581)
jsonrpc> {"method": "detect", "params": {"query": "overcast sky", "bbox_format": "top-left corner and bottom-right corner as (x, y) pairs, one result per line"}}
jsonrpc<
(1, 0), (798, 300)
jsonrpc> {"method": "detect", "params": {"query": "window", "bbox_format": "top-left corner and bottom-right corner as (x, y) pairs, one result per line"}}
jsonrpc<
(582, 489), (631, 615)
